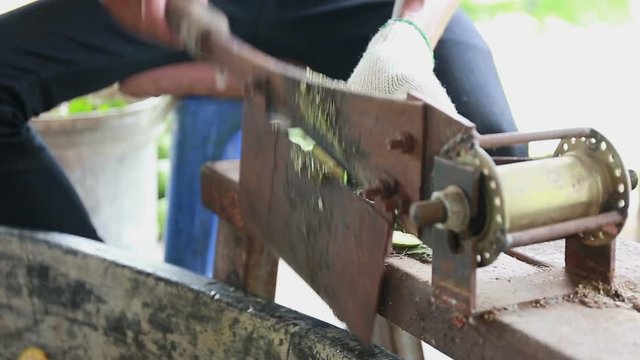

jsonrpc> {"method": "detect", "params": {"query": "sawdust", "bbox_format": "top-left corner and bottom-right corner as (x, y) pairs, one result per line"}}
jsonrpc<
(290, 146), (331, 183)
(295, 69), (345, 168)
(564, 278), (640, 311)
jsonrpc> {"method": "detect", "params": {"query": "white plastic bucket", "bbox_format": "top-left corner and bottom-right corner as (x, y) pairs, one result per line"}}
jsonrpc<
(32, 88), (173, 255)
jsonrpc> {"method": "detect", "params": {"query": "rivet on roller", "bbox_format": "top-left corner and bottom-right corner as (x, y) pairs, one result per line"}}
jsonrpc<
(600, 142), (608, 151)
(618, 183), (625, 193)
(494, 196), (501, 207)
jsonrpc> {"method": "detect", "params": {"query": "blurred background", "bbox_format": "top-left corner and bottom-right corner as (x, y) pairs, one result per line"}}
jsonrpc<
(462, 0), (640, 240)
(2, 1), (639, 359)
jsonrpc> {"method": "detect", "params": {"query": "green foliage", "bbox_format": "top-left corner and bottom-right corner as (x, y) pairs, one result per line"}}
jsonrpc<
(67, 96), (127, 114)
(461, 0), (631, 24)
(391, 231), (433, 263)
(158, 197), (168, 240)
(157, 132), (172, 160)
(392, 231), (423, 248)
(157, 158), (170, 199)
(157, 127), (172, 241)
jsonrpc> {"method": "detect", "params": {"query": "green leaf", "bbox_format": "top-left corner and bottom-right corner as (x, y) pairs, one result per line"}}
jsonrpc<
(391, 231), (422, 248)
(403, 244), (433, 263)
(68, 97), (94, 114)
(287, 127), (316, 152)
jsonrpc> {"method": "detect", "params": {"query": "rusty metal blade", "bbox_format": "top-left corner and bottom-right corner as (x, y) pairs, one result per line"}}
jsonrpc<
(166, 0), (473, 343)
(239, 91), (393, 343)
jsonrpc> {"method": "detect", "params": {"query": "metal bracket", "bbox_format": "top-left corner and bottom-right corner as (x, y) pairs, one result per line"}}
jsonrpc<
(427, 157), (480, 314)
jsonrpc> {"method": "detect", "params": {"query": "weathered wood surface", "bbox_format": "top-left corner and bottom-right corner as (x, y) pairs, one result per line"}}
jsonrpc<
(0, 227), (398, 360)
(202, 160), (640, 360)
(380, 251), (640, 360)
(214, 218), (279, 300)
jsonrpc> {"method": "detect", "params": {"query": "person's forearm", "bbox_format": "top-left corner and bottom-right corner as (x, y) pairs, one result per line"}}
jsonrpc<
(393, 0), (460, 46)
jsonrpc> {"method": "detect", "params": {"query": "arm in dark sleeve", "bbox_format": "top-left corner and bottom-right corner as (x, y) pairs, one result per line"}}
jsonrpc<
(0, 0), (189, 124)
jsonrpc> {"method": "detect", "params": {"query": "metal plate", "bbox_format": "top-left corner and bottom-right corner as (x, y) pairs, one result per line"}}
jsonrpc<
(240, 90), (395, 343)
(554, 130), (631, 245)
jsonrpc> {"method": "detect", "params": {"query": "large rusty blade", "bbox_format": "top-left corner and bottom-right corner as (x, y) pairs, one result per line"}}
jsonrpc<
(166, 0), (473, 343)
(239, 90), (394, 343)
(237, 80), (431, 343)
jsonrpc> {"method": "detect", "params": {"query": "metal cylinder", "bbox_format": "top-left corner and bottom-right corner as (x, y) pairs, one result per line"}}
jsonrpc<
(497, 153), (612, 232)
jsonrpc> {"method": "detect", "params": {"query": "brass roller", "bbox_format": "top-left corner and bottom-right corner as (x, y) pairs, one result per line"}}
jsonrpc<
(498, 153), (611, 233)
(411, 130), (634, 266)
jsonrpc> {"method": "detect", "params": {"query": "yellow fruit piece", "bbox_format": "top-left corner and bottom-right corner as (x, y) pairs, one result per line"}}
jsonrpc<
(18, 347), (48, 360)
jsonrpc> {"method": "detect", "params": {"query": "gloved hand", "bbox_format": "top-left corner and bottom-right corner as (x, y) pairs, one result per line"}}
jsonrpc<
(347, 19), (457, 114)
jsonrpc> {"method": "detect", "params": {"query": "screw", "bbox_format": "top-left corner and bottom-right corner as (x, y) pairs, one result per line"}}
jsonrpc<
(363, 180), (396, 201)
(386, 132), (415, 153)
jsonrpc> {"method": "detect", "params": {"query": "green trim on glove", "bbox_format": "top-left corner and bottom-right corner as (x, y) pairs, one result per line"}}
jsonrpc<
(382, 18), (435, 62)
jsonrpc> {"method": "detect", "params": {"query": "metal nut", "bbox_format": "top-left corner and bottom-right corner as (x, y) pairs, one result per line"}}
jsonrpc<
(431, 185), (470, 233)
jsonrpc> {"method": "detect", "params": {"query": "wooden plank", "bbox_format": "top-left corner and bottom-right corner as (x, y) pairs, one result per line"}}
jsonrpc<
(214, 219), (278, 300)
(0, 227), (398, 360)
(201, 160), (279, 300)
(380, 251), (640, 359)
(510, 239), (640, 284)
(201, 159), (244, 231)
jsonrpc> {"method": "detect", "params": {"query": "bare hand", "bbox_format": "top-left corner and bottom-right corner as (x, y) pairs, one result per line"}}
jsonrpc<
(101, 0), (204, 46)
(119, 62), (244, 98)
(102, 0), (241, 98)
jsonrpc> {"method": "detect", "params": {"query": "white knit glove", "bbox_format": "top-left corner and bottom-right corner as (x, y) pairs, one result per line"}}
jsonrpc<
(347, 19), (457, 114)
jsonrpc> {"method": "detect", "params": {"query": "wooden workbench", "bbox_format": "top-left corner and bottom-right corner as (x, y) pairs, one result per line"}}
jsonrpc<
(202, 159), (640, 360)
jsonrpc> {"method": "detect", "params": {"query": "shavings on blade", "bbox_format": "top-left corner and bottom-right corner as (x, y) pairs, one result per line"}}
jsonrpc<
(297, 69), (345, 160)
(291, 145), (330, 183)
(288, 127), (349, 186)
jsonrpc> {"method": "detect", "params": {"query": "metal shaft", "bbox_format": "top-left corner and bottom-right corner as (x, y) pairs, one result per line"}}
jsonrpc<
(478, 128), (592, 149)
(410, 200), (447, 227)
(508, 211), (623, 248)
